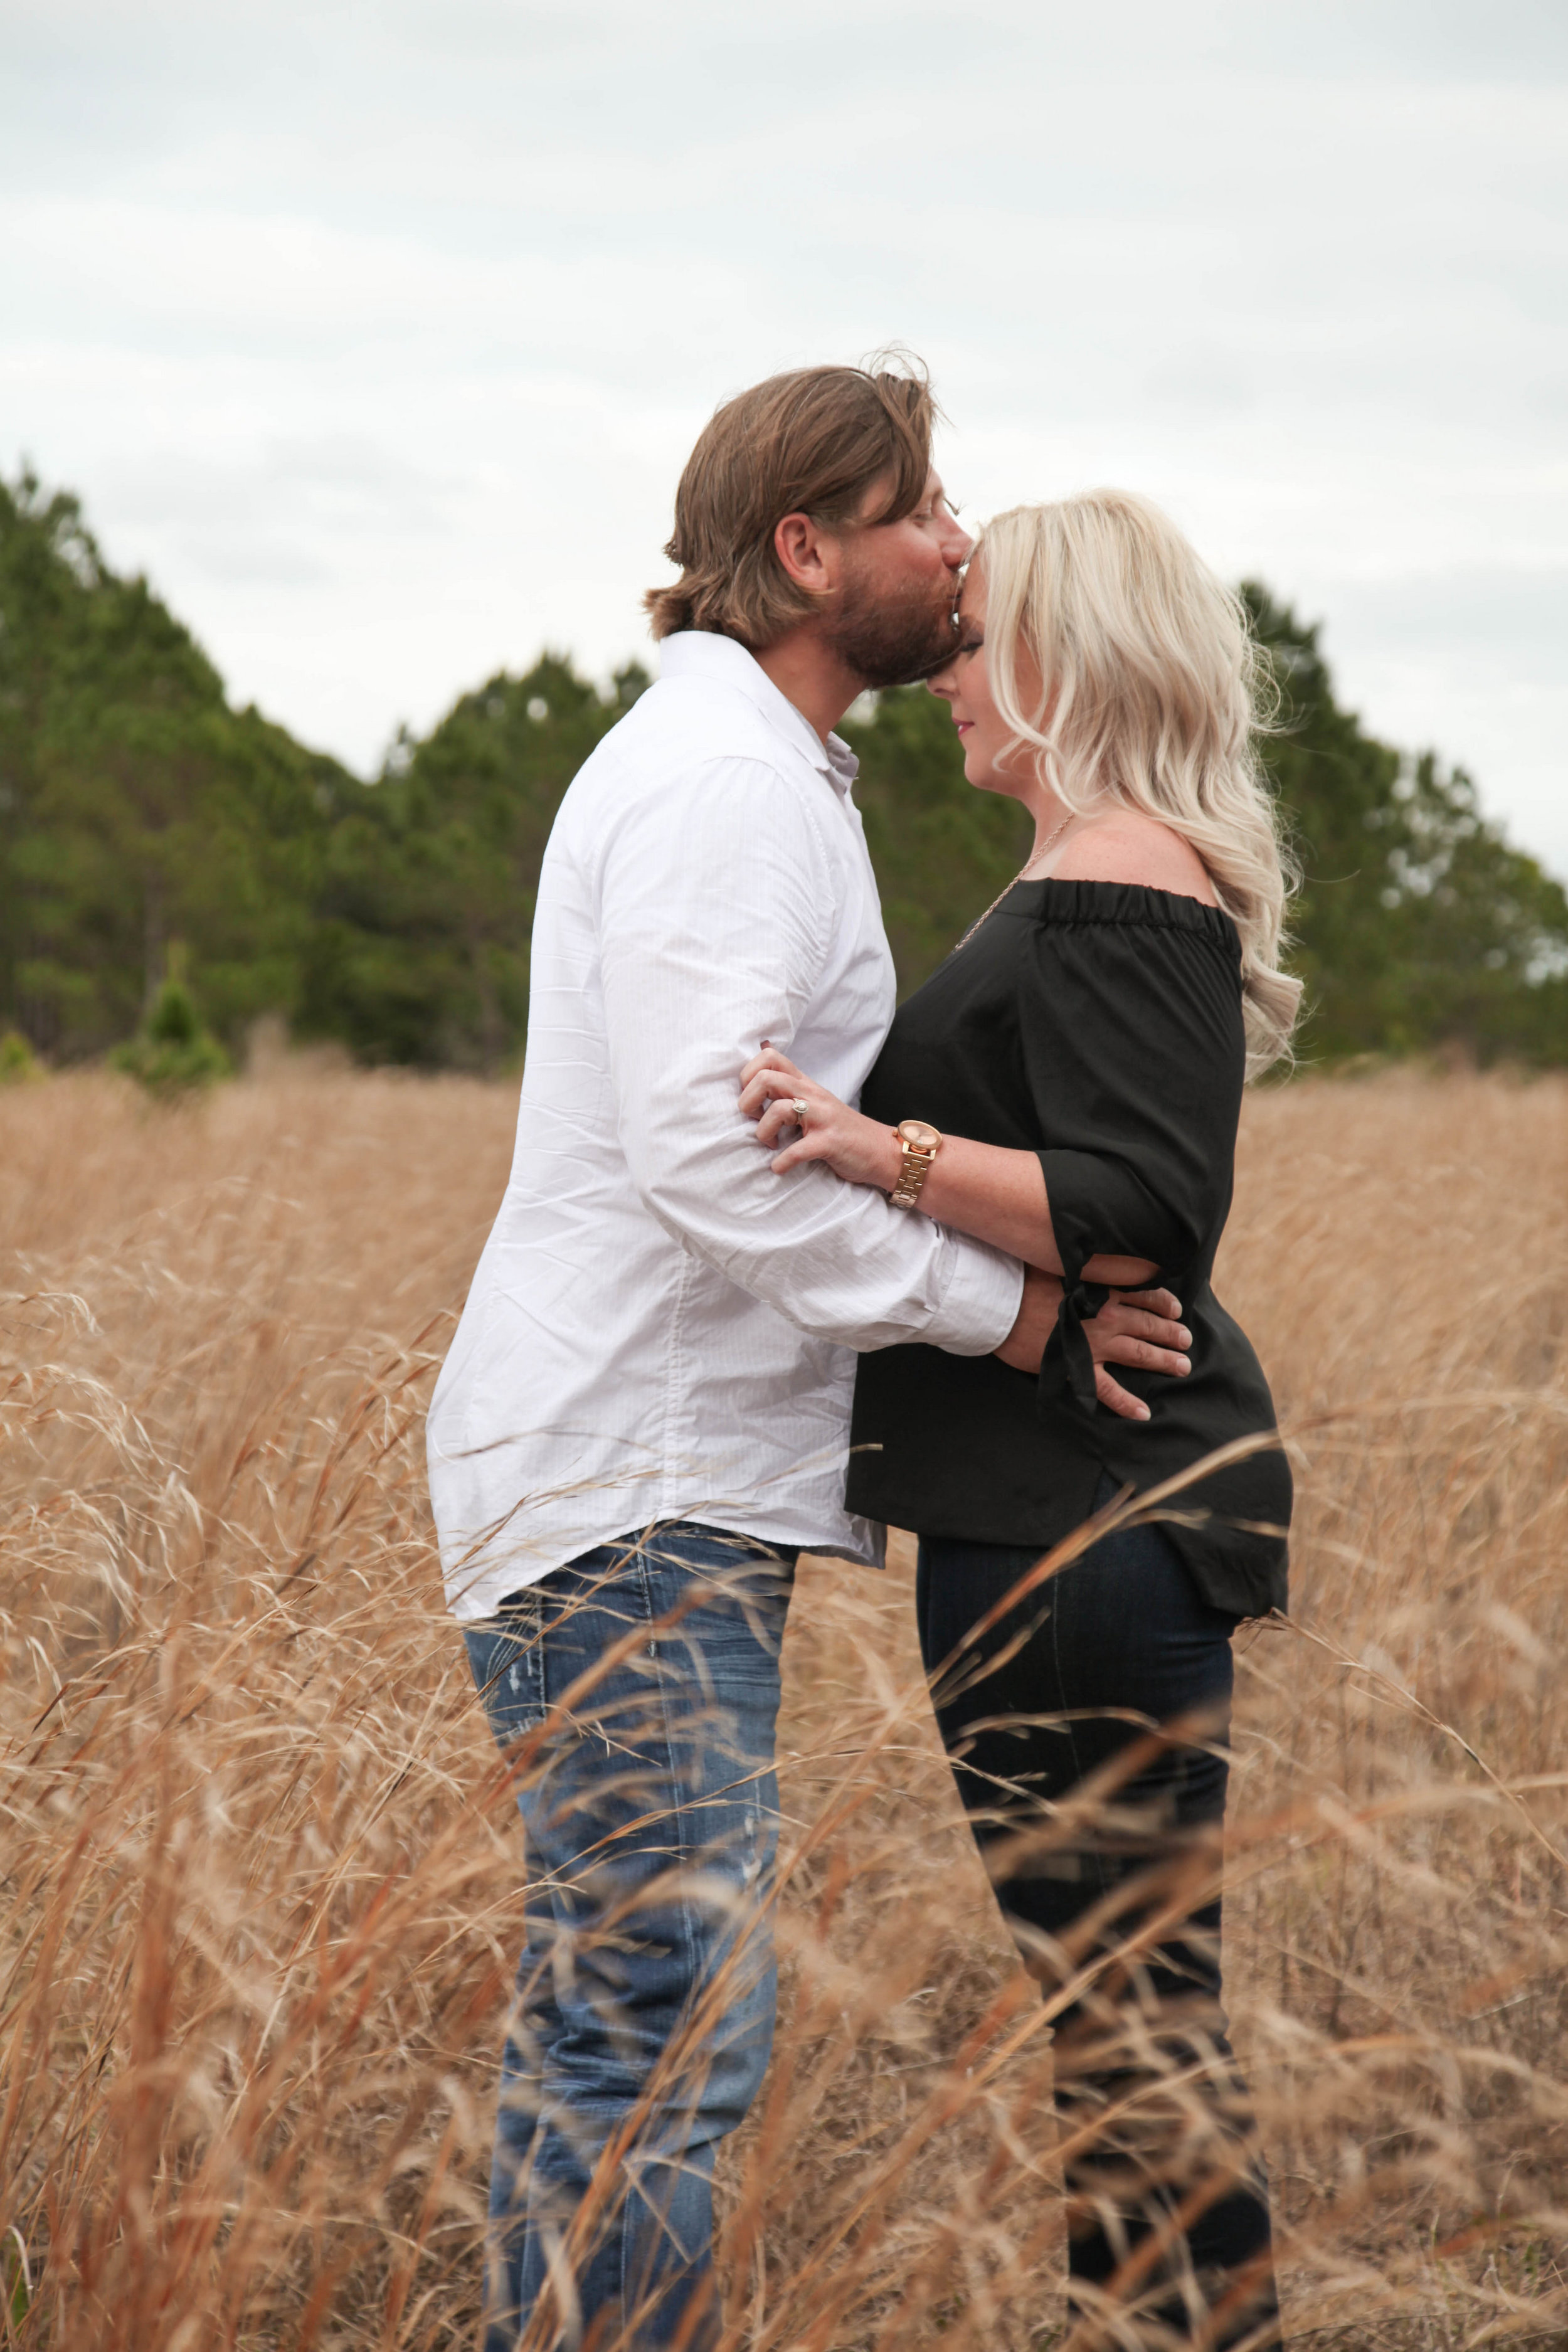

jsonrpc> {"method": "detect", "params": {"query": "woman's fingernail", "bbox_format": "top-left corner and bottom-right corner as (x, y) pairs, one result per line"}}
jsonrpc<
(760, 1039), (771, 1047)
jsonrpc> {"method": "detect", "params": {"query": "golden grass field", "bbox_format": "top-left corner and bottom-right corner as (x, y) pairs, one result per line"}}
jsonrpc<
(1, 1062), (1565, 2350)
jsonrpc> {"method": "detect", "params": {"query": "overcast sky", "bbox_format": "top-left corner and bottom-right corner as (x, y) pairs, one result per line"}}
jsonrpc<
(6, 0), (1567, 876)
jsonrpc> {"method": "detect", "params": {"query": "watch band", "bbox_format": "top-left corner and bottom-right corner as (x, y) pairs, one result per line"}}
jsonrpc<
(889, 1120), (942, 1209)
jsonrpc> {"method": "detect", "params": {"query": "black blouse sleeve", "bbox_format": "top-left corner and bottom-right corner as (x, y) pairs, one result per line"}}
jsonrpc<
(1015, 889), (1247, 1417)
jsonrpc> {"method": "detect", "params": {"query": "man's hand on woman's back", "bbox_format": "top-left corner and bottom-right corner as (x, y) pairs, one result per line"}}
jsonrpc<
(995, 1268), (1190, 1422)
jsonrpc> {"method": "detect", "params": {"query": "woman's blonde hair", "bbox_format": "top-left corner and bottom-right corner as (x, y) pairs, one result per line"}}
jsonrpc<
(976, 491), (1301, 1074)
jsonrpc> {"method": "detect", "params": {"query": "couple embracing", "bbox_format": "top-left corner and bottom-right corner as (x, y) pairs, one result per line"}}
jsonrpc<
(427, 358), (1296, 2351)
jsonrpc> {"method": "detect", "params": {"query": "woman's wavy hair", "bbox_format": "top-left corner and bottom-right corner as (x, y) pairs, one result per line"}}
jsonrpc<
(644, 360), (936, 647)
(976, 491), (1301, 1075)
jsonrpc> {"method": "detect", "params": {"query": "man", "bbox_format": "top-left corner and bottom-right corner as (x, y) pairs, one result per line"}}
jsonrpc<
(427, 360), (1188, 2350)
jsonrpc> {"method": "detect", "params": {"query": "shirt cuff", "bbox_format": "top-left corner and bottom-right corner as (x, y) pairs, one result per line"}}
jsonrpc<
(922, 1232), (1025, 1357)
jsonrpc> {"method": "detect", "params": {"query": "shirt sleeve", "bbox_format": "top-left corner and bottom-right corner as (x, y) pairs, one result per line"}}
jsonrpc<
(1017, 913), (1246, 1412)
(596, 753), (1023, 1356)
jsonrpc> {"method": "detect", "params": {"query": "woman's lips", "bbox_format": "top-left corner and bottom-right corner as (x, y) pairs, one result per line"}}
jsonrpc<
(954, 719), (973, 734)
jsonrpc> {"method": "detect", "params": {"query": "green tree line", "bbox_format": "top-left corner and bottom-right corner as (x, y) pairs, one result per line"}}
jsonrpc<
(3, 469), (1564, 1072)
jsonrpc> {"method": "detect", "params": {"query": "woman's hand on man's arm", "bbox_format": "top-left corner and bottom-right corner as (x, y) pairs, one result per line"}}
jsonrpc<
(739, 1046), (904, 1189)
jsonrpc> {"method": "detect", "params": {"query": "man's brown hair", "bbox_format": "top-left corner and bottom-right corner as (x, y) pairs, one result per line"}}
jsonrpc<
(644, 358), (937, 647)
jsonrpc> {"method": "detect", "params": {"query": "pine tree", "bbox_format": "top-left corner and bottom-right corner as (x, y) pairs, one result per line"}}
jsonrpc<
(110, 945), (230, 1096)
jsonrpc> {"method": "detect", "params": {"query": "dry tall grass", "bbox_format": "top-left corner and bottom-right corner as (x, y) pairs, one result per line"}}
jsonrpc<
(1, 1064), (1564, 2349)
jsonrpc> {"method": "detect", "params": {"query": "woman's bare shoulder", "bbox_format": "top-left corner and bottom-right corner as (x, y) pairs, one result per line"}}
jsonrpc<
(1049, 810), (1218, 905)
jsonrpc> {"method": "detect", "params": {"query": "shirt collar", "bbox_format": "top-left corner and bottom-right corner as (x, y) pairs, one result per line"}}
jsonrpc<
(657, 631), (860, 798)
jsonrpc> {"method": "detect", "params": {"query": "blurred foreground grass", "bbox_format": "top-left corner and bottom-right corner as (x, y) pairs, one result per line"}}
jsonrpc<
(1, 1064), (1565, 2349)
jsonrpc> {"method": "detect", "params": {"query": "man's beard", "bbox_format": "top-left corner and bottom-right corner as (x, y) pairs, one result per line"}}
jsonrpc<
(822, 566), (957, 690)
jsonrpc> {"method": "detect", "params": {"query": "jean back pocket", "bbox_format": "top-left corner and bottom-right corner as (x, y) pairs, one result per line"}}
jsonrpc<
(464, 1586), (548, 1749)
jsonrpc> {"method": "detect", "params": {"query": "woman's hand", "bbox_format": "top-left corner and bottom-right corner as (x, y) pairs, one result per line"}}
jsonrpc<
(739, 1047), (902, 1190)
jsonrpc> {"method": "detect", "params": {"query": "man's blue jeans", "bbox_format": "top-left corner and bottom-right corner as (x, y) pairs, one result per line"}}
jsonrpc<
(464, 1523), (796, 2352)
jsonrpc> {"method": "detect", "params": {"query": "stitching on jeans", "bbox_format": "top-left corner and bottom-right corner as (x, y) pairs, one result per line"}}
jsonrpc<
(627, 1530), (696, 2336)
(1047, 1554), (1090, 1895)
(531, 1584), (548, 1726)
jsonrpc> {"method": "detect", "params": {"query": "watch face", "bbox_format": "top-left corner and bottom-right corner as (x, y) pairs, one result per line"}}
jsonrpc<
(898, 1120), (940, 1152)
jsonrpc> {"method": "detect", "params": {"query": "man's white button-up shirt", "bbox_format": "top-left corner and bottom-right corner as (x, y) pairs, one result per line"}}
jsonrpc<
(426, 631), (1024, 1620)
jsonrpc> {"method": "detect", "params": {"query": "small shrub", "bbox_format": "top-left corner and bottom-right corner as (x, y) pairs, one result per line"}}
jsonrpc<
(110, 953), (230, 1098)
(0, 1030), (45, 1085)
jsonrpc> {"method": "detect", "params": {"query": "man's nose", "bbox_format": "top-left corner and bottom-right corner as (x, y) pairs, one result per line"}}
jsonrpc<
(941, 518), (973, 569)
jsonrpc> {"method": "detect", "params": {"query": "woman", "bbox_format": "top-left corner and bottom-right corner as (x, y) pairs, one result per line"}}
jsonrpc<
(740, 490), (1297, 2348)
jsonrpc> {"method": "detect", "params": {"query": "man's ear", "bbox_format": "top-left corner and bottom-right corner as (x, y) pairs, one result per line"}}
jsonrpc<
(773, 511), (839, 600)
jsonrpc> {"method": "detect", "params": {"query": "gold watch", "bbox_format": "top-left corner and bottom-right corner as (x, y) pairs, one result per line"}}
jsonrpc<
(889, 1119), (943, 1208)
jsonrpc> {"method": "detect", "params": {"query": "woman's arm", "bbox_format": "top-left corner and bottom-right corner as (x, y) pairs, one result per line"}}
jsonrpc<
(738, 1048), (1155, 1286)
(736, 1049), (1189, 1409)
(906, 1133), (1158, 1288)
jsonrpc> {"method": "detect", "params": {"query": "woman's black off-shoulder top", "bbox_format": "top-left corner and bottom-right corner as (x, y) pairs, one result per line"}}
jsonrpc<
(847, 878), (1290, 1620)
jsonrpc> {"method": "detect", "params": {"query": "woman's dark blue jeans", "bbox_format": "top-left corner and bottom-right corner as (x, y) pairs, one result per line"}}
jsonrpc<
(917, 1478), (1279, 2349)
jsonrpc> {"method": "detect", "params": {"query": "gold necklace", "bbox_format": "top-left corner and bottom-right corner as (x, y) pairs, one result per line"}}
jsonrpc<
(955, 812), (1075, 953)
